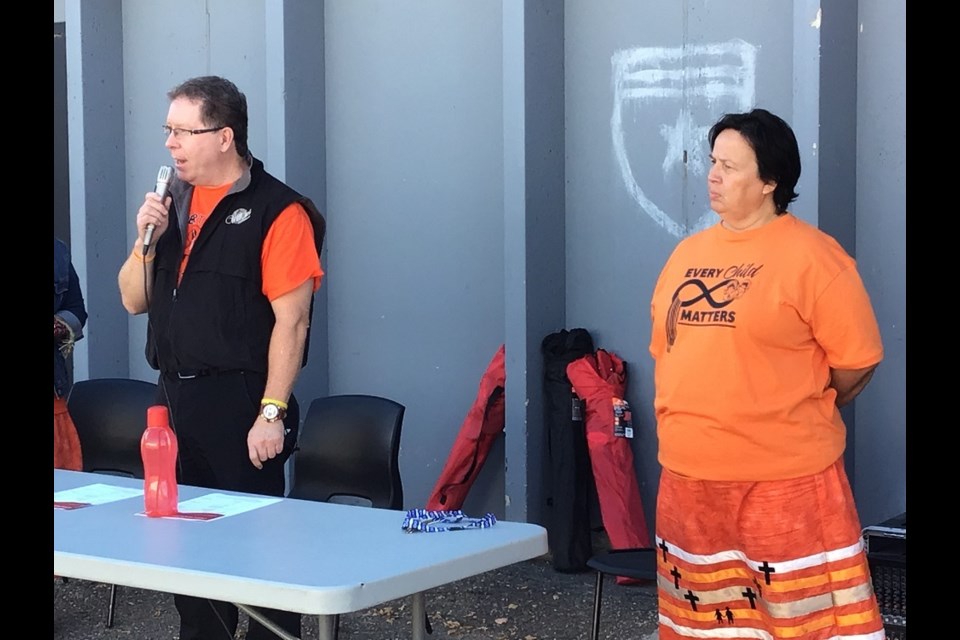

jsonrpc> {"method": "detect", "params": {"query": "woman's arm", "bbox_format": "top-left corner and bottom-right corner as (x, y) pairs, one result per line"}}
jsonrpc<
(55, 261), (88, 339)
(829, 364), (879, 407)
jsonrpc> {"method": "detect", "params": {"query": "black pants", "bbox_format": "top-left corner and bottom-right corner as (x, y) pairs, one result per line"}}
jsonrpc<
(158, 370), (301, 640)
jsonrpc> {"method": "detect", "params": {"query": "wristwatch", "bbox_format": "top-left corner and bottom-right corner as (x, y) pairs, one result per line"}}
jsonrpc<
(259, 402), (288, 423)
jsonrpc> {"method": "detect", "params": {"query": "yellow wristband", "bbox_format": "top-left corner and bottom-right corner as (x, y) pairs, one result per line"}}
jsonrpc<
(132, 247), (156, 263)
(261, 397), (289, 410)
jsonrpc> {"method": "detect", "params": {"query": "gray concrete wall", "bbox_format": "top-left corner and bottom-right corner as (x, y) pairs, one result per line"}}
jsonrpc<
(853, 0), (907, 526)
(57, 0), (906, 526)
(54, 21), (70, 245)
(502, 0), (566, 523)
(64, 0), (128, 381)
(324, 1), (507, 517)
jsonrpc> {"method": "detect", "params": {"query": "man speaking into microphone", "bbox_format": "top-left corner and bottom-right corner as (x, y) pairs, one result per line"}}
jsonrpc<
(117, 75), (324, 640)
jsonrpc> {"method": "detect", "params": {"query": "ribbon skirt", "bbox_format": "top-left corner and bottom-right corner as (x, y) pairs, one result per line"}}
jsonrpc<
(54, 393), (83, 471)
(655, 458), (885, 640)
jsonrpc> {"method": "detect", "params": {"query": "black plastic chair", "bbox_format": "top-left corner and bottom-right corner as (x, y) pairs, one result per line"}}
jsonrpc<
(66, 377), (159, 627)
(287, 394), (407, 638)
(288, 394), (405, 509)
(586, 548), (658, 640)
(68, 377), (158, 479)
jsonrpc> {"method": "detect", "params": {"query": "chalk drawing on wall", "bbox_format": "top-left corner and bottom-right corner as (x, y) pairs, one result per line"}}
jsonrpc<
(612, 39), (757, 238)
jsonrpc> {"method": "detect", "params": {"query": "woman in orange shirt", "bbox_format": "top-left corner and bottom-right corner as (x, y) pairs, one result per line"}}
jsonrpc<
(649, 109), (886, 640)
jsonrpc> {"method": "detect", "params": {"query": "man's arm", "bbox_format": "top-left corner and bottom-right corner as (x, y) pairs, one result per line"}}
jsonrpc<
(118, 239), (156, 314)
(247, 278), (314, 469)
(118, 192), (170, 314)
(830, 364), (879, 407)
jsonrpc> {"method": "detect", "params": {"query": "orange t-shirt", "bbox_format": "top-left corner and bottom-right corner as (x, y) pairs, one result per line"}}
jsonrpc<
(179, 184), (323, 300)
(648, 214), (883, 481)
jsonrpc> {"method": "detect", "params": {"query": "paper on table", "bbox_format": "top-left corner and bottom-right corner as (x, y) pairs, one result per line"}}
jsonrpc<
(139, 493), (282, 522)
(54, 483), (143, 509)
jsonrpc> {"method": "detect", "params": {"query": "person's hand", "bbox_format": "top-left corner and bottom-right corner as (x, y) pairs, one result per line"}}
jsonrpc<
(247, 418), (286, 470)
(136, 191), (172, 247)
(54, 315), (72, 342)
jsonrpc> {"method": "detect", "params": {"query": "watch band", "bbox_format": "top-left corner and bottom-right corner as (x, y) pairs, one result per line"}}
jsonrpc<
(261, 397), (289, 410)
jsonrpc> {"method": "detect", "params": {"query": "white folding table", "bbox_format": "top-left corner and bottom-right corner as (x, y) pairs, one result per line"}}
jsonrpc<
(54, 469), (548, 640)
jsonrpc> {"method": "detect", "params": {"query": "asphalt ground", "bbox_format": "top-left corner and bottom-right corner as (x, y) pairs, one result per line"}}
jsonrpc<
(54, 554), (660, 640)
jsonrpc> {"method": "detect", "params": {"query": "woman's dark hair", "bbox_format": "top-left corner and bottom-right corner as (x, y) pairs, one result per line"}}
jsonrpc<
(708, 108), (800, 213)
(168, 76), (249, 158)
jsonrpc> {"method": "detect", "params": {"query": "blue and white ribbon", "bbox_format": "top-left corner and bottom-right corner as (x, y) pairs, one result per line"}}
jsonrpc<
(402, 508), (497, 532)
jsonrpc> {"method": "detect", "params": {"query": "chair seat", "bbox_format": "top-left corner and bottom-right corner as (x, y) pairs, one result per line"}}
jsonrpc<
(587, 548), (657, 581)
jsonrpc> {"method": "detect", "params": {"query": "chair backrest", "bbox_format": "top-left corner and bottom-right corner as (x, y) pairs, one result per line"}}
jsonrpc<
(67, 378), (159, 479)
(288, 394), (405, 510)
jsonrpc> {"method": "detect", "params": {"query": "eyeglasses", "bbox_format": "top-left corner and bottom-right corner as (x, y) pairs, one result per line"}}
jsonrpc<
(163, 125), (225, 139)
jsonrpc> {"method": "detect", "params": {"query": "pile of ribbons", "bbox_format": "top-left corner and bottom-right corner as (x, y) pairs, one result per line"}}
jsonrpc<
(402, 508), (497, 532)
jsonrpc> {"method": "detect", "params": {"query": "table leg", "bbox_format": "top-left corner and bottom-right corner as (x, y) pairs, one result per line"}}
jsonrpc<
(317, 613), (338, 640)
(411, 592), (426, 640)
(236, 604), (300, 640)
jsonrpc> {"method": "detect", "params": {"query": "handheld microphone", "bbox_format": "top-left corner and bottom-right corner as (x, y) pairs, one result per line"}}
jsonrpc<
(143, 165), (173, 251)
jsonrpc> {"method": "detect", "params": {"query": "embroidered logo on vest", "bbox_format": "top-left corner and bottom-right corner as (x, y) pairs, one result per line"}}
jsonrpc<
(226, 208), (252, 225)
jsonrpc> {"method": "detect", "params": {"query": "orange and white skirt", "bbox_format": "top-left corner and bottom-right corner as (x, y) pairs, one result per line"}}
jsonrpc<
(655, 458), (885, 640)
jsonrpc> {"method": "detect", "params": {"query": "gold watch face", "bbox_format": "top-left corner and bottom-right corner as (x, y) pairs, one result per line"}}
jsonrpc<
(261, 403), (281, 422)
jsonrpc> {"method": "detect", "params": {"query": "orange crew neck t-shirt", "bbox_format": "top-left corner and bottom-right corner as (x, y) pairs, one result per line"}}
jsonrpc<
(649, 214), (883, 481)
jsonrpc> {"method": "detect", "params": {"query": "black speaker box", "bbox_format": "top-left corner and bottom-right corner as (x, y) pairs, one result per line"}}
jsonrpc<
(863, 512), (906, 640)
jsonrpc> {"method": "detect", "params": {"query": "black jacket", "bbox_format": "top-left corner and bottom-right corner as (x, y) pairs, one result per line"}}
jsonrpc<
(146, 157), (325, 374)
(54, 237), (88, 397)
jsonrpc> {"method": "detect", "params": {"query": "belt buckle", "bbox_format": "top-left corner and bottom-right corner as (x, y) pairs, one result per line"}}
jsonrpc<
(177, 370), (199, 379)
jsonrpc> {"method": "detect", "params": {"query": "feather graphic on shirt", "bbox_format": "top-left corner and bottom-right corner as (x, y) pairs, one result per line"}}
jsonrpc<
(665, 295), (682, 352)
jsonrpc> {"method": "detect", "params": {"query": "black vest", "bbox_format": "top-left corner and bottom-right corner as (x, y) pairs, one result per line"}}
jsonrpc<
(146, 159), (325, 374)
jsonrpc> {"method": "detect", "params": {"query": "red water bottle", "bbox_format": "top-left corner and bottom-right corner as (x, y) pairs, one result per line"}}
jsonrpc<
(141, 405), (179, 517)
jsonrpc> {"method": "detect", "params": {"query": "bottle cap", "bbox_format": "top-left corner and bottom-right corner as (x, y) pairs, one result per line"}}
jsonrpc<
(147, 405), (169, 428)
